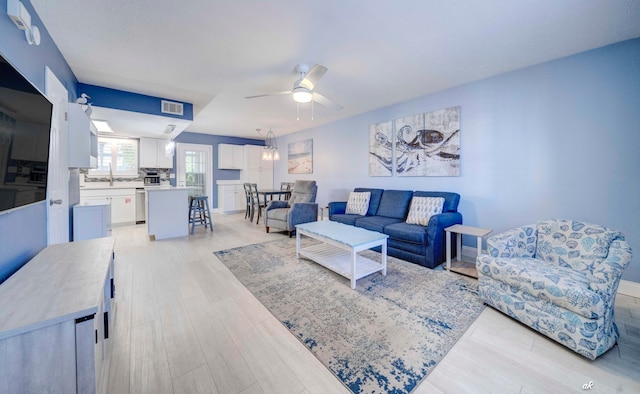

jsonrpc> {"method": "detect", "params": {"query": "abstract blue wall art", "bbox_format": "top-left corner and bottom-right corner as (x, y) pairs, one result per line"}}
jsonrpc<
(395, 106), (460, 176)
(368, 121), (393, 176)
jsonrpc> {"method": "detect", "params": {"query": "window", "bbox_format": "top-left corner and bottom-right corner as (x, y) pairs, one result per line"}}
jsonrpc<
(88, 137), (138, 177)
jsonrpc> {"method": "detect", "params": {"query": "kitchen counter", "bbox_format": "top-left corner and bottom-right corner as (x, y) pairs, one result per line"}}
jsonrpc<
(146, 187), (190, 240)
(80, 181), (171, 190)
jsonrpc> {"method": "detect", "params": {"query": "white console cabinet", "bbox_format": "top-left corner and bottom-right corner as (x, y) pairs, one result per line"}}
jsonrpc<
(0, 238), (116, 394)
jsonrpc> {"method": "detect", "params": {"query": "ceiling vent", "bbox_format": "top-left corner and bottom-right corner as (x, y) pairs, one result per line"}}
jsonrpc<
(161, 100), (183, 116)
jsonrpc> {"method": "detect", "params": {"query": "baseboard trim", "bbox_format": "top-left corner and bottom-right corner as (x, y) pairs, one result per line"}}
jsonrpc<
(618, 280), (640, 298)
(460, 246), (640, 298)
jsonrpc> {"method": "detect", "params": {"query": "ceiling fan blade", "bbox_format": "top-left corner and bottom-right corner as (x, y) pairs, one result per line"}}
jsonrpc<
(312, 92), (343, 111)
(245, 91), (291, 99)
(299, 64), (328, 90)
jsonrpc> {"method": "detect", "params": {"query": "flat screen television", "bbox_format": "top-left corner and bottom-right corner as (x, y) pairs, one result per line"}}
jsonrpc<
(0, 53), (53, 213)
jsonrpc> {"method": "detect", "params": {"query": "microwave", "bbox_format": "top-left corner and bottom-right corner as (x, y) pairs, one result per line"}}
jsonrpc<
(144, 171), (161, 186)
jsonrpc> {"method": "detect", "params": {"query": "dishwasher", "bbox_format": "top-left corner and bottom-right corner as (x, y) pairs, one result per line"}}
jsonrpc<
(135, 188), (146, 224)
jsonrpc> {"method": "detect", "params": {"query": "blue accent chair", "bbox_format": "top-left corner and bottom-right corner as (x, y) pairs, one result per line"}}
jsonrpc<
(265, 180), (318, 237)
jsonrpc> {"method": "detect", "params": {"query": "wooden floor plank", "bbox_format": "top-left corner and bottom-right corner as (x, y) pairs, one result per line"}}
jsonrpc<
(184, 295), (257, 394)
(129, 319), (173, 394)
(106, 215), (640, 394)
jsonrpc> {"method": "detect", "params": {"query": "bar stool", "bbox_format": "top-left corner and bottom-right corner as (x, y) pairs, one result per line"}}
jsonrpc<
(189, 195), (213, 234)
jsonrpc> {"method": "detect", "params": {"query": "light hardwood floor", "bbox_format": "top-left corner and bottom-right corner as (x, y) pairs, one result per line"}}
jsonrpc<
(104, 213), (640, 394)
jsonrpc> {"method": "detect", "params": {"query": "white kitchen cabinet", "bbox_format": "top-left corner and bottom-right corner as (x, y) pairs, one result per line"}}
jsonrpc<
(218, 144), (244, 169)
(10, 120), (50, 162)
(218, 183), (245, 213)
(80, 188), (136, 225)
(68, 103), (98, 168)
(140, 137), (174, 169)
(73, 201), (112, 241)
(242, 145), (274, 190)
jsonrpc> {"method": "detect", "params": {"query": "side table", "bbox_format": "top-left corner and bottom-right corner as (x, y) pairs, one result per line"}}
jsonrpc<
(445, 224), (493, 278)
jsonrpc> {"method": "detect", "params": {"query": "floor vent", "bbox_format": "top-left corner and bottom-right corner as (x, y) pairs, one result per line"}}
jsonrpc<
(161, 100), (184, 116)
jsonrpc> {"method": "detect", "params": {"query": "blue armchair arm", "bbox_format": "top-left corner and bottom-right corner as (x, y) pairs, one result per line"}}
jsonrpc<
(328, 201), (346, 217)
(289, 202), (319, 227)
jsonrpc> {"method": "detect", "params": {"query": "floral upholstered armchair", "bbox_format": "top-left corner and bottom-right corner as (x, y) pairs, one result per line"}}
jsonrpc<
(476, 219), (632, 360)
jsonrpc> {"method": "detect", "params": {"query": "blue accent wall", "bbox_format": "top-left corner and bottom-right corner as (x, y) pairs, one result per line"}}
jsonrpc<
(77, 83), (193, 120)
(275, 38), (640, 283)
(173, 132), (264, 207)
(0, 0), (78, 283)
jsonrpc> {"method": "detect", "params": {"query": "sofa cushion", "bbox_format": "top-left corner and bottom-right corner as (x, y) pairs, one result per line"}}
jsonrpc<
(354, 188), (384, 216)
(384, 222), (428, 244)
(476, 255), (604, 319)
(413, 191), (460, 213)
(345, 192), (371, 215)
(355, 216), (403, 233)
(406, 196), (444, 226)
(535, 219), (624, 273)
(376, 190), (413, 219)
(331, 214), (365, 226)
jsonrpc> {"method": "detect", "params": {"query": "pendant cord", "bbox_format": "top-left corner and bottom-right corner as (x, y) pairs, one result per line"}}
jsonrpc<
(311, 100), (314, 120)
(297, 102), (300, 121)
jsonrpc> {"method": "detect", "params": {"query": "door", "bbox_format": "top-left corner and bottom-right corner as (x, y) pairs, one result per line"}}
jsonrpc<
(45, 67), (69, 245)
(176, 143), (212, 208)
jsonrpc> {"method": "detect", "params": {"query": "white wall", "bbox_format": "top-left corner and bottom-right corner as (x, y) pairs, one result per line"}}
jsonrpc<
(275, 38), (640, 283)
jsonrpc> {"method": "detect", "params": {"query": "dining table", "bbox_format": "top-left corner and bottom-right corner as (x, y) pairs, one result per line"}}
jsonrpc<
(256, 189), (291, 207)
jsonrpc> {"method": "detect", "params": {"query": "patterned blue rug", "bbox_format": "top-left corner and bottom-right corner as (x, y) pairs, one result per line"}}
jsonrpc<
(214, 238), (485, 393)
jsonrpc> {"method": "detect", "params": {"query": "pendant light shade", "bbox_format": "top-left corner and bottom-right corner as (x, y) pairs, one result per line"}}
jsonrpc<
(263, 129), (279, 161)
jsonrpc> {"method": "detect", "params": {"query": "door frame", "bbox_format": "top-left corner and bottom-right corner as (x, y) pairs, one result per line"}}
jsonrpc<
(44, 67), (69, 245)
(175, 142), (213, 209)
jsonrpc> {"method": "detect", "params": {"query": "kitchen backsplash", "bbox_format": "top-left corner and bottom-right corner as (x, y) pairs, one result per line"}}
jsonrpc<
(80, 168), (169, 183)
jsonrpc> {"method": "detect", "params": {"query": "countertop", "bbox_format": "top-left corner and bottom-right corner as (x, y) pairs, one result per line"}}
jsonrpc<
(80, 181), (171, 190)
(0, 238), (115, 340)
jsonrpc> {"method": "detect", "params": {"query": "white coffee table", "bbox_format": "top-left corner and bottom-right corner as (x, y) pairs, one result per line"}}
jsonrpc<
(295, 221), (388, 289)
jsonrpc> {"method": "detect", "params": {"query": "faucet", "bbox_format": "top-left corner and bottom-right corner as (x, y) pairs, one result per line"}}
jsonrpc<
(109, 163), (113, 186)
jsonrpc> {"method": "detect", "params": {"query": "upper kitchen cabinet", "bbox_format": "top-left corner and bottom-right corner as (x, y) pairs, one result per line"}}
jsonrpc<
(140, 137), (174, 169)
(218, 144), (244, 169)
(68, 103), (98, 168)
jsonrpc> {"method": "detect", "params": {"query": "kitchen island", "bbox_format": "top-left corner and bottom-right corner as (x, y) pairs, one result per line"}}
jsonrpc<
(146, 187), (190, 240)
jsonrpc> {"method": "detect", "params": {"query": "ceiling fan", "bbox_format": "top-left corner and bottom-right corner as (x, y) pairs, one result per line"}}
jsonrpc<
(245, 64), (343, 111)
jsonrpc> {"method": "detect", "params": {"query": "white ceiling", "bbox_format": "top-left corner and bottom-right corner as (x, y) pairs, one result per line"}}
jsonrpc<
(31, 0), (640, 139)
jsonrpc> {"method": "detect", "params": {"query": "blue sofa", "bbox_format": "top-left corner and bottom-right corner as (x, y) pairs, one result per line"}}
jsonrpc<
(328, 188), (462, 268)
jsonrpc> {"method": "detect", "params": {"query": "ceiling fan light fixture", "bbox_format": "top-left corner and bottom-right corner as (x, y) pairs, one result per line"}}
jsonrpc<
(292, 87), (312, 103)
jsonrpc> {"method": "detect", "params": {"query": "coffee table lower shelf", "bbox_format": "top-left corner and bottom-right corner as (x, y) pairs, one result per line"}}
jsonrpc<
(298, 243), (386, 287)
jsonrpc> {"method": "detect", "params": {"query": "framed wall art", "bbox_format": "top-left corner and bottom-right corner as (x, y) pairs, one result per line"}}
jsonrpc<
(288, 139), (313, 174)
(368, 121), (393, 176)
(395, 106), (460, 176)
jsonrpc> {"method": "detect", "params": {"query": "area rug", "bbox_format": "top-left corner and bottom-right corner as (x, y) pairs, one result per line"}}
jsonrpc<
(214, 238), (485, 393)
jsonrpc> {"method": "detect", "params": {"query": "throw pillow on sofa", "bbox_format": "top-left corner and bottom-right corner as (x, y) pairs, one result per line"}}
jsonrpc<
(406, 196), (445, 226)
(345, 192), (371, 215)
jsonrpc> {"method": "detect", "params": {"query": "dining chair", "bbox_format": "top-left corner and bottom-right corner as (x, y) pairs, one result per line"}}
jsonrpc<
(242, 183), (252, 220)
(249, 183), (267, 224)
